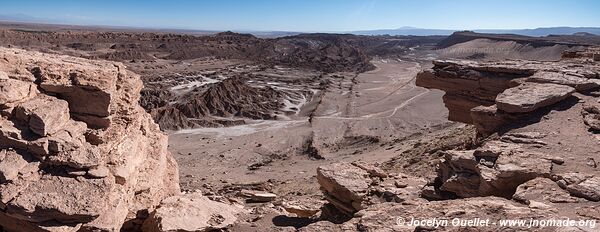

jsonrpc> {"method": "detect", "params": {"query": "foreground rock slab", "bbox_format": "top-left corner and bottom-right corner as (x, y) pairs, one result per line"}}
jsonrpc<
(0, 47), (180, 231)
(435, 141), (553, 198)
(142, 193), (241, 232)
(316, 162), (371, 214)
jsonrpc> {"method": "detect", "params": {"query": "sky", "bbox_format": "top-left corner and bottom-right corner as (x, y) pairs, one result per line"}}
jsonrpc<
(0, 0), (599, 32)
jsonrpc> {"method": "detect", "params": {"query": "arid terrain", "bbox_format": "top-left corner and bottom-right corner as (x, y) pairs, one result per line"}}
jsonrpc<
(0, 21), (599, 231)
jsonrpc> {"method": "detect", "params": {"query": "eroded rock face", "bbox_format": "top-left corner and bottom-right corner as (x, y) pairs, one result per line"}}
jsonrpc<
(316, 162), (427, 217)
(416, 55), (600, 135)
(0, 47), (180, 231)
(435, 141), (554, 198)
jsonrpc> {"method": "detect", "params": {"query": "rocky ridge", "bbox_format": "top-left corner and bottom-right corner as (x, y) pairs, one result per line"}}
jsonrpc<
(416, 50), (600, 135)
(0, 47), (184, 231)
(149, 77), (287, 130)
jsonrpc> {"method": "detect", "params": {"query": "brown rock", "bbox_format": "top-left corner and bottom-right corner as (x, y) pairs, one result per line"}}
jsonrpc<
(565, 176), (600, 202)
(526, 71), (600, 91)
(87, 165), (110, 178)
(13, 95), (70, 136)
(7, 175), (111, 223)
(0, 149), (37, 183)
(513, 178), (580, 205)
(351, 161), (388, 178)
(0, 78), (37, 107)
(316, 162), (371, 214)
(355, 197), (557, 231)
(142, 193), (241, 232)
(582, 103), (600, 131)
(0, 47), (180, 231)
(282, 200), (324, 218)
(495, 83), (575, 113)
(239, 190), (277, 202)
(0, 71), (7, 80)
(437, 141), (553, 198)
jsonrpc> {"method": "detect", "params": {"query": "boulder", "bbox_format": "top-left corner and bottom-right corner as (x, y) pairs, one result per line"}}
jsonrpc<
(14, 95), (70, 136)
(0, 78), (37, 107)
(437, 141), (553, 198)
(565, 176), (600, 202)
(282, 200), (324, 218)
(0, 149), (37, 183)
(351, 161), (388, 178)
(316, 162), (371, 214)
(495, 83), (575, 113)
(582, 103), (600, 131)
(239, 190), (277, 202)
(142, 193), (241, 232)
(513, 178), (580, 205)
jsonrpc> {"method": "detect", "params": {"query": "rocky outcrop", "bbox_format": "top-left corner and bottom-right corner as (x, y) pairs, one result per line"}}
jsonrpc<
(354, 197), (562, 231)
(416, 50), (600, 135)
(582, 103), (600, 131)
(556, 173), (600, 202)
(433, 141), (555, 199)
(316, 163), (371, 215)
(512, 178), (581, 205)
(142, 193), (241, 232)
(0, 47), (180, 231)
(148, 77), (286, 130)
(316, 162), (426, 216)
(495, 83), (575, 113)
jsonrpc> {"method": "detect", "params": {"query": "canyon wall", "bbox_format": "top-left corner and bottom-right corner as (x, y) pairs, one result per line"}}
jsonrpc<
(416, 49), (600, 135)
(0, 47), (179, 231)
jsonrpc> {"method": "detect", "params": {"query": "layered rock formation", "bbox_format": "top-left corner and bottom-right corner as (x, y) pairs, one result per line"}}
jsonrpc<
(310, 160), (598, 231)
(298, 48), (600, 231)
(0, 47), (180, 231)
(416, 49), (600, 135)
(150, 77), (285, 130)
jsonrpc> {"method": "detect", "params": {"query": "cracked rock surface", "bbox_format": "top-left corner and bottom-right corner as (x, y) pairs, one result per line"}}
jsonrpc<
(0, 47), (180, 231)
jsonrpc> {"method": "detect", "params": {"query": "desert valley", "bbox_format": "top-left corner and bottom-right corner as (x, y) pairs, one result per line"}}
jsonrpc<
(0, 4), (600, 231)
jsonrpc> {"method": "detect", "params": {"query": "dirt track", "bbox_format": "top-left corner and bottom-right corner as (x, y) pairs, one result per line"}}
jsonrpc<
(168, 59), (451, 195)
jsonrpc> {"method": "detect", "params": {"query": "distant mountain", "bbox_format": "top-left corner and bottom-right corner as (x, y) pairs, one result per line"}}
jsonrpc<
(352, 27), (455, 36)
(236, 31), (302, 38)
(1, 17), (598, 38)
(0, 13), (46, 23)
(351, 27), (600, 37)
(437, 31), (600, 49)
(474, 27), (600, 37)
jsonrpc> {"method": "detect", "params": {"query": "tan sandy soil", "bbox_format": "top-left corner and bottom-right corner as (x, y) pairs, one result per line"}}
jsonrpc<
(167, 59), (453, 199)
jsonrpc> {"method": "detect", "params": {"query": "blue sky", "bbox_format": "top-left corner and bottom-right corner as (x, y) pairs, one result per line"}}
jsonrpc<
(0, 0), (598, 31)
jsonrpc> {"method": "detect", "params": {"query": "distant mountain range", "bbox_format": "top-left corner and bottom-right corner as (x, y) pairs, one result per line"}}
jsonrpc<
(1, 13), (598, 38)
(351, 26), (600, 37)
